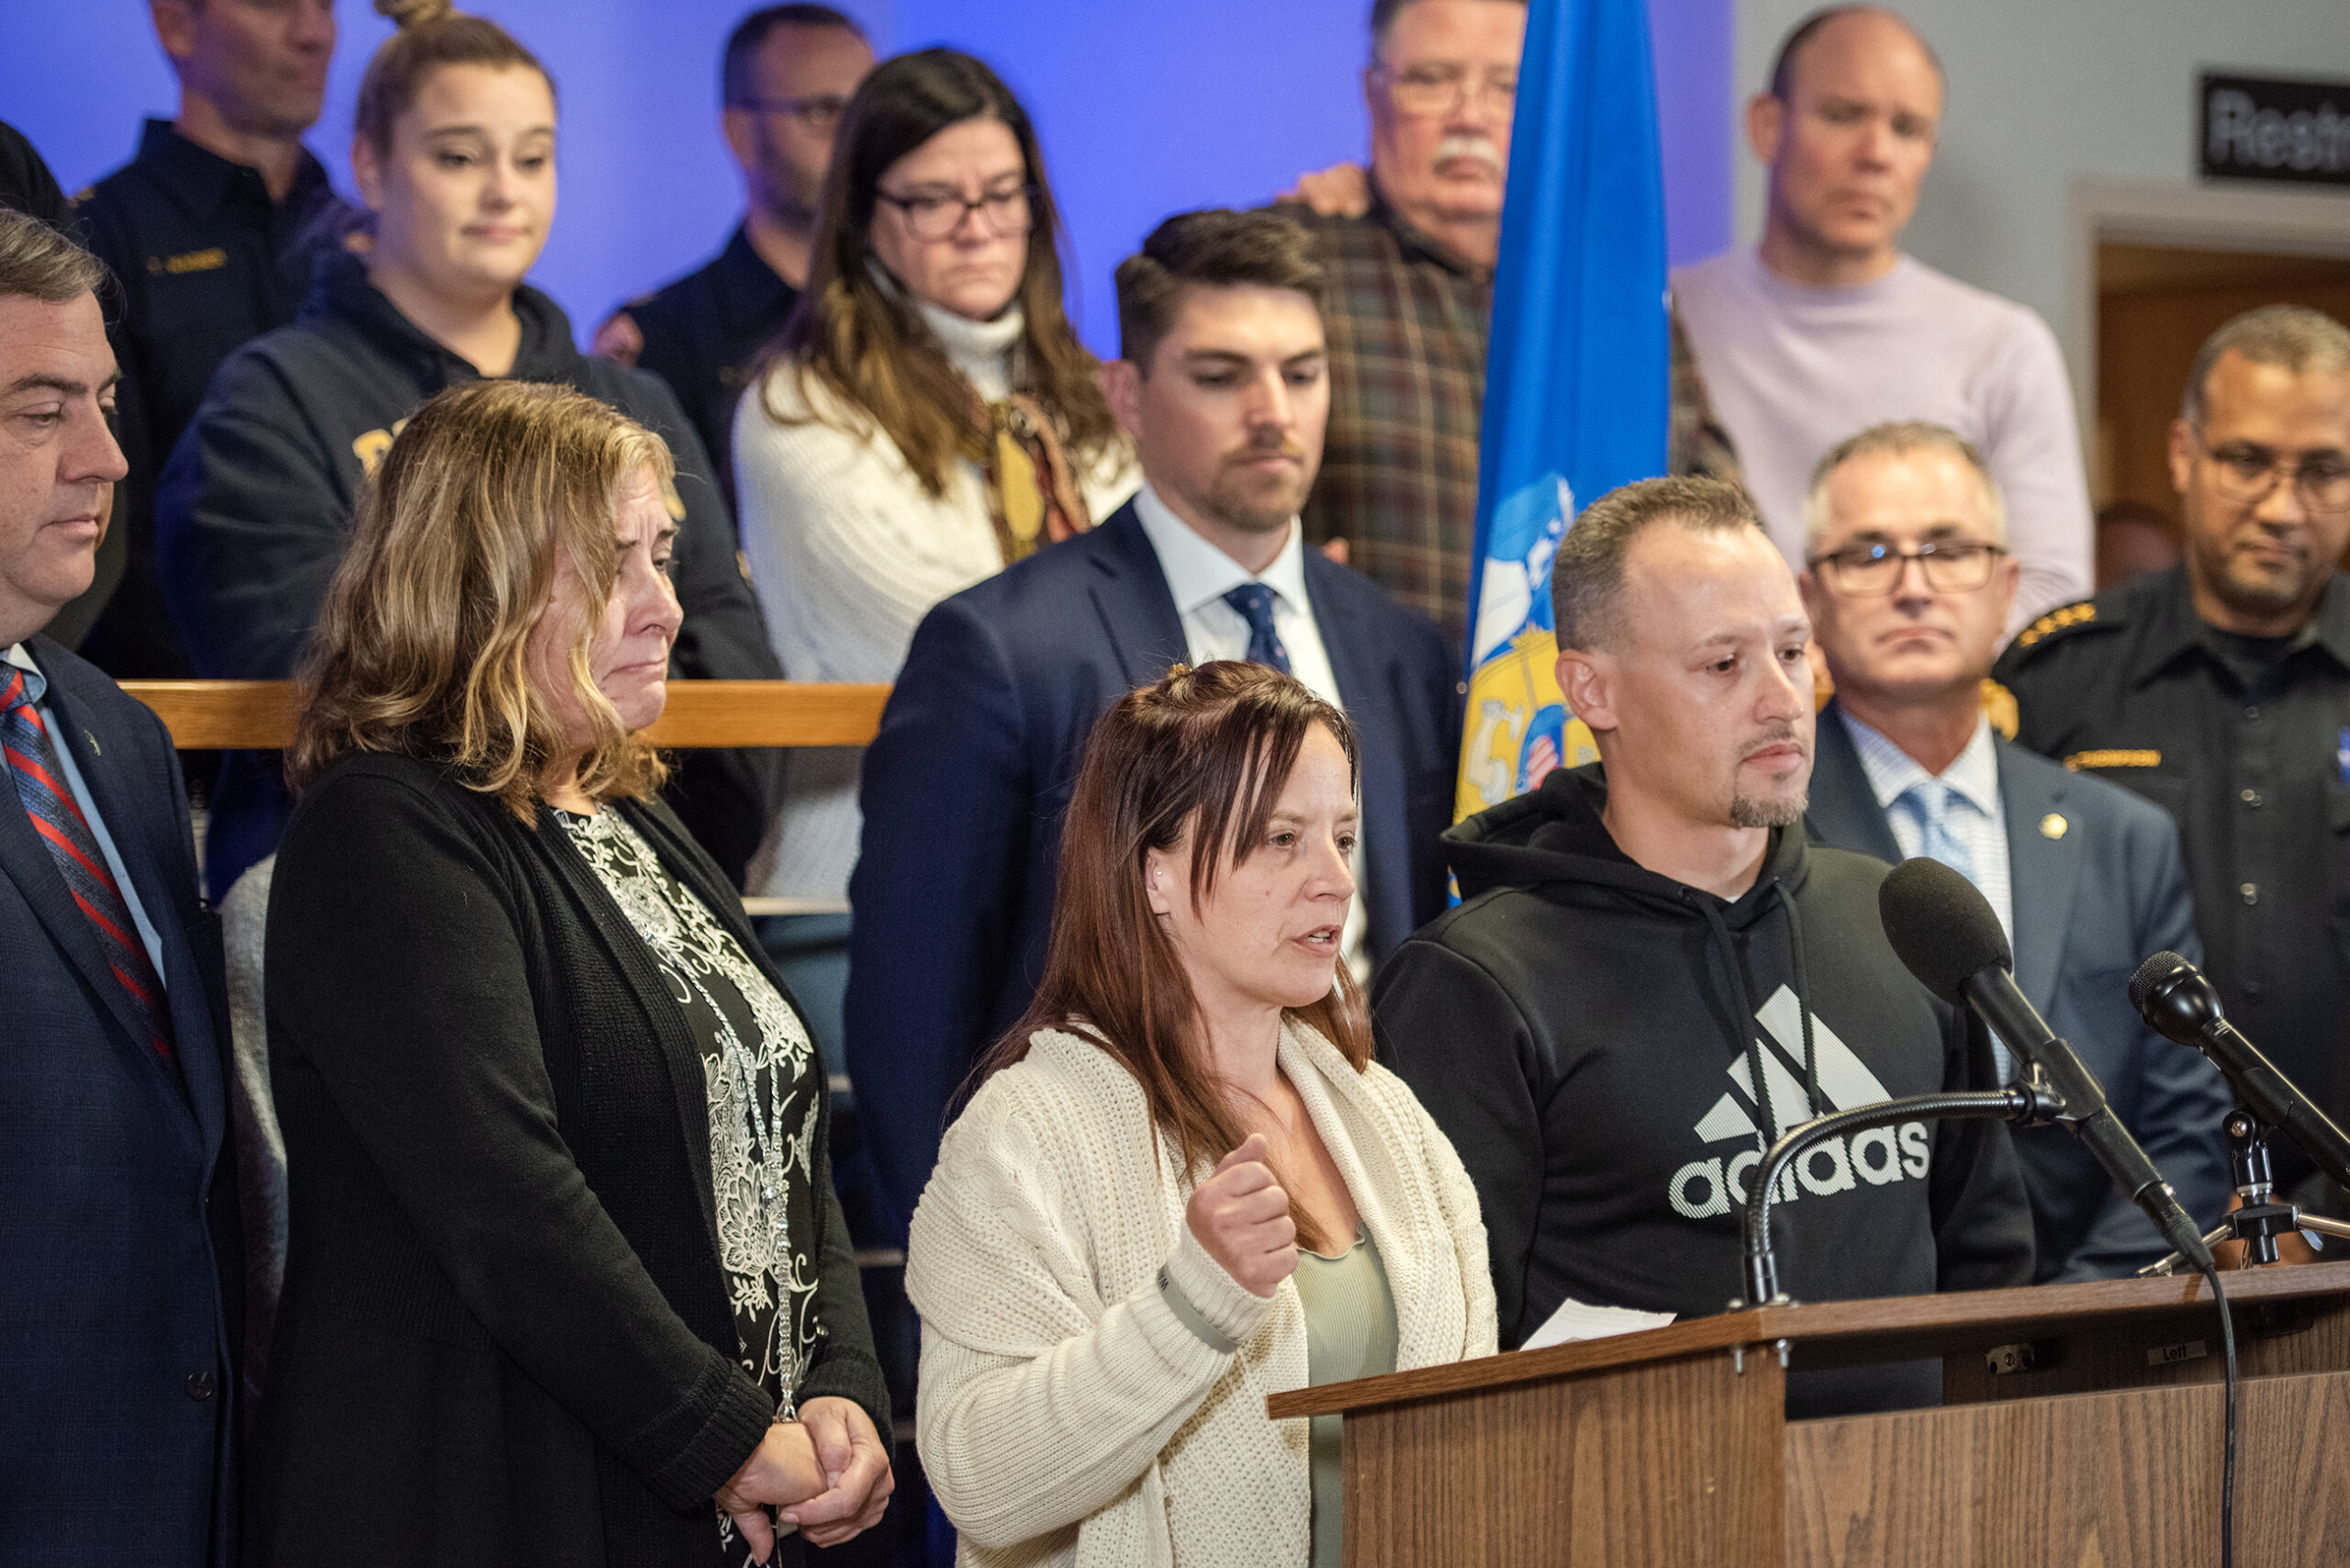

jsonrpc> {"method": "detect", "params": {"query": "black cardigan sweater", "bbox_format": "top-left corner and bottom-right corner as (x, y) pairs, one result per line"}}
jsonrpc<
(250, 752), (886, 1568)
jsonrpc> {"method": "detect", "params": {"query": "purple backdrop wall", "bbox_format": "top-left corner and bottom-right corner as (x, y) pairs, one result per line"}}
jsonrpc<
(5, 0), (1730, 354)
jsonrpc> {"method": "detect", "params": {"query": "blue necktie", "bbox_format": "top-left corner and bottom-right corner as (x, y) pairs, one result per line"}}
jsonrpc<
(1899, 780), (2008, 1078)
(1897, 779), (1977, 887)
(1221, 584), (1292, 675)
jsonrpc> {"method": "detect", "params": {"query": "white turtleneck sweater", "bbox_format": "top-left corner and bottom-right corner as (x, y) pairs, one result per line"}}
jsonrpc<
(733, 297), (1138, 903)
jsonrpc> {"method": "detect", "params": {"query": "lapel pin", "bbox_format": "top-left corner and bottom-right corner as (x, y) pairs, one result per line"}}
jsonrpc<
(2040, 812), (2067, 840)
(84, 732), (100, 756)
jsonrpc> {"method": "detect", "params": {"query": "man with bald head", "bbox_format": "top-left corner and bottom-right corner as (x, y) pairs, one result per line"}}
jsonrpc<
(1798, 423), (2229, 1279)
(1674, 5), (2091, 633)
(1375, 475), (2031, 1416)
(1998, 305), (2350, 1210)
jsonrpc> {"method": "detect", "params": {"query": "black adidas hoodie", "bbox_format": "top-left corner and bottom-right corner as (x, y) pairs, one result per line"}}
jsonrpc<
(153, 250), (784, 899)
(1372, 764), (2033, 1415)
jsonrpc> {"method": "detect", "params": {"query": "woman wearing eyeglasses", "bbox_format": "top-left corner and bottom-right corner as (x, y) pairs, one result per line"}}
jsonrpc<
(732, 48), (1136, 922)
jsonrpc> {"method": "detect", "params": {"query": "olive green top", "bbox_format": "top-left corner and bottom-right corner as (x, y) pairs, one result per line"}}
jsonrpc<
(1294, 1229), (1400, 1568)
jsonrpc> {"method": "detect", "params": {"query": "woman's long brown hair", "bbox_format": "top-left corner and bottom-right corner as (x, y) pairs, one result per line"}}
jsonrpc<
(762, 48), (1119, 496)
(979, 662), (1373, 1250)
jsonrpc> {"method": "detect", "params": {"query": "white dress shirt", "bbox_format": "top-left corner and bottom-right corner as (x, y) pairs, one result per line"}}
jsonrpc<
(4, 642), (168, 980)
(1130, 482), (1369, 979)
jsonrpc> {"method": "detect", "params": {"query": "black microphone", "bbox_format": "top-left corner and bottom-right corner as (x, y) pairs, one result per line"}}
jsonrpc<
(1879, 857), (2215, 1273)
(2130, 951), (2350, 1193)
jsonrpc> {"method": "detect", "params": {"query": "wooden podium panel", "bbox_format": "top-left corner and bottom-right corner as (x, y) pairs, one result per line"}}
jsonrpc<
(1342, 1350), (1785, 1567)
(1273, 1261), (2350, 1568)
(1788, 1371), (2350, 1567)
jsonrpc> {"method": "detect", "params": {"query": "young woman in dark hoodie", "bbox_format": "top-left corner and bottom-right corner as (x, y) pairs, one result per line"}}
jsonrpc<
(155, 0), (781, 902)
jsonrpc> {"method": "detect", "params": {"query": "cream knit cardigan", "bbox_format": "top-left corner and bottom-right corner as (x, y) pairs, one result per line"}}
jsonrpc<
(907, 1017), (1496, 1567)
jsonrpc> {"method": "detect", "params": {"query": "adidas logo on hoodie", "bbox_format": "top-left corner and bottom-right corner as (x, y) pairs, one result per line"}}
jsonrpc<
(1668, 985), (1930, 1220)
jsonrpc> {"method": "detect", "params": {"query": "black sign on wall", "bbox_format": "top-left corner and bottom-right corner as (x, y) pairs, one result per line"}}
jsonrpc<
(2201, 73), (2350, 188)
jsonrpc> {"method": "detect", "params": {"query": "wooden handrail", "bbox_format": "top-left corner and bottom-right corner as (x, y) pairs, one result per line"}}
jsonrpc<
(118, 680), (891, 751)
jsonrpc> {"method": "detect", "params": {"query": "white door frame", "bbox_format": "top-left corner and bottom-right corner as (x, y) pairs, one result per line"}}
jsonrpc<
(2067, 178), (2350, 492)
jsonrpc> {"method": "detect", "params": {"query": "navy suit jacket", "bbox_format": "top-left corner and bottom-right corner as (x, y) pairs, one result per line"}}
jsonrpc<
(1805, 700), (2232, 1280)
(846, 500), (1460, 1230)
(0, 635), (240, 1565)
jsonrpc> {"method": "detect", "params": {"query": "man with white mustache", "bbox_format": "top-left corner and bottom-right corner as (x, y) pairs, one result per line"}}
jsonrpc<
(1279, 0), (1740, 655)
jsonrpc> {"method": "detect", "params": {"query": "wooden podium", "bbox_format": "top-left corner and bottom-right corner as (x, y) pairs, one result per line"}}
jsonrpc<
(1268, 1260), (2350, 1566)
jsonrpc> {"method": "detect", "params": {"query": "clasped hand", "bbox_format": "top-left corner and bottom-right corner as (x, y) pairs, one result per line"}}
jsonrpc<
(1185, 1132), (1298, 1299)
(714, 1394), (895, 1561)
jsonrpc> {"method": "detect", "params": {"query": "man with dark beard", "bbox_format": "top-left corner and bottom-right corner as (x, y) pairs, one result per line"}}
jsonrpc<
(844, 209), (1458, 1232)
(1998, 305), (2350, 1211)
(1374, 475), (2032, 1416)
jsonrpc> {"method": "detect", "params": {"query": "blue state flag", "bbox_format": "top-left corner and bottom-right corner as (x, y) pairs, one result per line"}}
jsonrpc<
(1456, 0), (1671, 822)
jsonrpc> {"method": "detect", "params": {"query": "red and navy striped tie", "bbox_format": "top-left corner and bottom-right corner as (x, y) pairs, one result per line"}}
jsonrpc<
(3, 666), (175, 1063)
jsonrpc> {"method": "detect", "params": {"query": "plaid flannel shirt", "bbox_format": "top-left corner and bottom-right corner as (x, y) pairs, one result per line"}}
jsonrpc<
(1291, 197), (1740, 652)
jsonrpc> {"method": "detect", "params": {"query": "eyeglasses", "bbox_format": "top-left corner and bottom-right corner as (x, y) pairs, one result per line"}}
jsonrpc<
(1371, 62), (1518, 118)
(2198, 439), (2350, 516)
(876, 183), (1035, 243)
(1811, 539), (2006, 595)
(731, 94), (851, 132)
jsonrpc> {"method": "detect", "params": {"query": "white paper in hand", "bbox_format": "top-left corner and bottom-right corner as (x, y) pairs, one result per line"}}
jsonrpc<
(1520, 1296), (1676, 1351)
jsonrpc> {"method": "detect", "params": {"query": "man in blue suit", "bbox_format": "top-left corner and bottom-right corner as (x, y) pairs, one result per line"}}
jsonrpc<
(847, 209), (1459, 1229)
(0, 209), (241, 1562)
(1798, 421), (2231, 1279)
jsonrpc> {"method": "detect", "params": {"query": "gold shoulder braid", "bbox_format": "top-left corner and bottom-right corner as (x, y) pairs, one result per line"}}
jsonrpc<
(982, 394), (1091, 563)
(2015, 600), (2096, 649)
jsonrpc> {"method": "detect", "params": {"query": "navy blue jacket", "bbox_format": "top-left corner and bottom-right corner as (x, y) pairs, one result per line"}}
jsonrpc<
(845, 499), (1460, 1230)
(1804, 700), (2232, 1279)
(0, 635), (241, 1564)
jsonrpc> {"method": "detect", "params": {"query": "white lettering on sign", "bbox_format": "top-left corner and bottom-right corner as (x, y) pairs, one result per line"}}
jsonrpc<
(2209, 88), (2350, 175)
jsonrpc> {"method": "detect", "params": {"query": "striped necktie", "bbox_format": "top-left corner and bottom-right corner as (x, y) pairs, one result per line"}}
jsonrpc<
(3, 665), (176, 1064)
(1221, 583), (1292, 675)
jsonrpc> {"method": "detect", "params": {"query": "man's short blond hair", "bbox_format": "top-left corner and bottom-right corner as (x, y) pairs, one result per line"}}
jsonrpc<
(1801, 420), (2007, 558)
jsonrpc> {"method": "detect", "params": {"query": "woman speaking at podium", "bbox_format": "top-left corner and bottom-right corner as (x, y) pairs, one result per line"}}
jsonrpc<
(907, 662), (1494, 1566)
(250, 381), (889, 1567)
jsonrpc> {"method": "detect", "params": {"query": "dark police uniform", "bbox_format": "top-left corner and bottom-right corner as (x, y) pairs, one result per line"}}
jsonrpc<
(69, 119), (354, 678)
(1995, 563), (2350, 1187)
(606, 224), (799, 510)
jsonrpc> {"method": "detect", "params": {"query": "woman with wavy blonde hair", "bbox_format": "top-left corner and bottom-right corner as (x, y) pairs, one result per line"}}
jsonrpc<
(254, 379), (890, 1568)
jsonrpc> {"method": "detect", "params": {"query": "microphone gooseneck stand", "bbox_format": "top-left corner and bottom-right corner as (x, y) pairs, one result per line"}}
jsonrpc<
(1736, 1081), (2067, 1309)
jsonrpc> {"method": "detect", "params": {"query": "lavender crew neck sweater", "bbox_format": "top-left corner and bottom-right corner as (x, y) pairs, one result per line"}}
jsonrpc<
(1673, 248), (2093, 633)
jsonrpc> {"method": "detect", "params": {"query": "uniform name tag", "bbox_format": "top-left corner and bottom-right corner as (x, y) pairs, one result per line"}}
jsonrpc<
(148, 247), (228, 275)
(2063, 748), (2162, 770)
